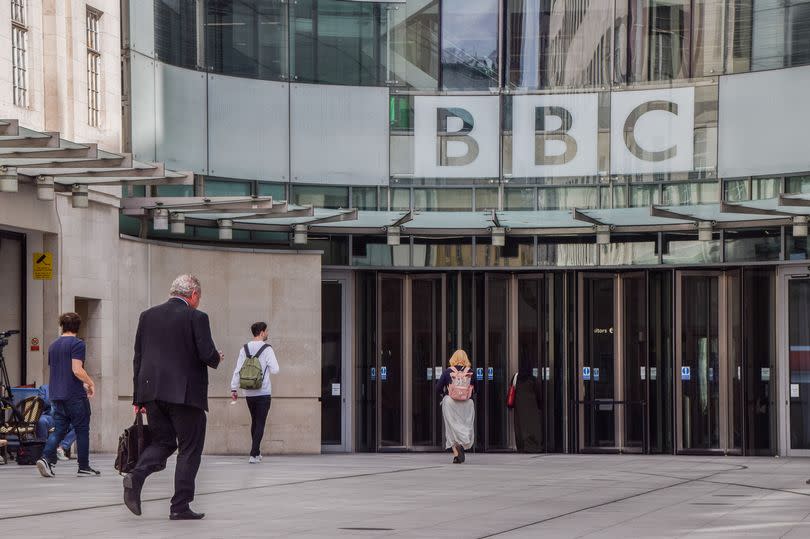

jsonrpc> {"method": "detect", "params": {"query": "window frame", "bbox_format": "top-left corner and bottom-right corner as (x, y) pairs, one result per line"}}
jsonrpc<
(86, 7), (103, 127)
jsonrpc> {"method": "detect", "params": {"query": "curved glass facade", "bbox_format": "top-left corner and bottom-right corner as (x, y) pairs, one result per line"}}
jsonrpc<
(155, 0), (810, 87)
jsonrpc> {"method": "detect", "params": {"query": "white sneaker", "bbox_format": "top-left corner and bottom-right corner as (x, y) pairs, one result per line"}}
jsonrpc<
(36, 458), (55, 478)
(56, 447), (68, 461)
(248, 456), (260, 464)
(257, 454), (263, 462)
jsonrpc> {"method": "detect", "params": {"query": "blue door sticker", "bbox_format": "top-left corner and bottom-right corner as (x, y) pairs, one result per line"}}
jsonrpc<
(476, 367), (484, 381)
(583, 366), (591, 381)
(593, 368), (600, 382)
(681, 366), (691, 380)
(487, 367), (494, 381)
(380, 366), (388, 381)
(370, 367), (376, 380)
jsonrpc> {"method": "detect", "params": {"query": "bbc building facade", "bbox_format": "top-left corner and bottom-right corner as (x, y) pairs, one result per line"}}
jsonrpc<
(3, 0), (810, 457)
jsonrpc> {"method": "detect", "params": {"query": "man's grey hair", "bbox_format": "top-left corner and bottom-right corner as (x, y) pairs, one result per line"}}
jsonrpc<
(170, 274), (201, 298)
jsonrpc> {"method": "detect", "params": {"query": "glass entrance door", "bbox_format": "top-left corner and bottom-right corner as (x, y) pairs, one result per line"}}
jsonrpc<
(675, 271), (741, 453)
(378, 275), (404, 448)
(321, 280), (347, 450)
(784, 271), (810, 456)
(577, 273), (648, 452)
(411, 275), (445, 448)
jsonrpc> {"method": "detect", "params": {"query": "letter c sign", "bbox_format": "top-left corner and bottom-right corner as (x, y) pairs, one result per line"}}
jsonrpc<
(610, 87), (694, 174)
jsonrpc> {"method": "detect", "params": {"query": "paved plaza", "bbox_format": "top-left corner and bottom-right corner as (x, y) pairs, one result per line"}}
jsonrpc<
(2, 453), (810, 538)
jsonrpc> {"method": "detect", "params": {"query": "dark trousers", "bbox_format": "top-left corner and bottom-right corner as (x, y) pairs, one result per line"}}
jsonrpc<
(131, 400), (206, 513)
(43, 397), (90, 468)
(245, 395), (271, 457)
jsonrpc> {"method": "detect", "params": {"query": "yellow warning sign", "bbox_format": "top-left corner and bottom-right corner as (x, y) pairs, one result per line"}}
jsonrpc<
(33, 252), (53, 280)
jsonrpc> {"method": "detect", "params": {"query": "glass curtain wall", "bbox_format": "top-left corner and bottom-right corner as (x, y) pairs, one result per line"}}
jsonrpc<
(155, 0), (199, 69)
(205, 0), (288, 80)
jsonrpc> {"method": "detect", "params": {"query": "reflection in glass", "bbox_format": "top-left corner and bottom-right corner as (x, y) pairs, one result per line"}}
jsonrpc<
(155, 0), (198, 69)
(475, 187), (499, 210)
(298, 235), (349, 265)
(386, 0), (439, 89)
(506, 0), (613, 89)
(412, 237), (472, 267)
(205, 0), (287, 80)
(748, 0), (810, 71)
(787, 233), (810, 261)
(505, 187), (536, 210)
(293, 0), (384, 85)
(352, 235), (409, 267)
(624, 274), (646, 449)
(630, 184), (660, 207)
(538, 186), (599, 210)
(787, 175), (810, 194)
(391, 188), (411, 211)
(724, 178), (780, 202)
(257, 181), (286, 199)
(538, 241), (597, 266)
(628, 0), (691, 82)
(662, 182), (719, 205)
(413, 188), (473, 212)
(292, 185), (349, 208)
(352, 187), (378, 210)
(476, 237), (535, 267)
(724, 228), (781, 262)
(663, 234), (721, 264)
(599, 241), (658, 266)
(441, 0), (499, 90)
(204, 178), (252, 196)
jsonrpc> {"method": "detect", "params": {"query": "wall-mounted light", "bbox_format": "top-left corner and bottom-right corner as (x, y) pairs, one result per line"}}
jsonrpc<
(35, 176), (54, 201)
(293, 224), (308, 245)
(152, 208), (169, 230)
(793, 215), (808, 238)
(0, 169), (18, 193)
(387, 226), (401, 246)
(71, 184), (89, 208)
(491, 226), (506, 247)
(170, 212), (186, 234)
(596, 225), (611, 245)
(698, 221), (713, 242)
(218, 219), (233, 240)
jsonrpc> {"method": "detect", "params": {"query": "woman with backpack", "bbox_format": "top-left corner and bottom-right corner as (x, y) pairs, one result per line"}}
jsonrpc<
(436, 349), (476, 463)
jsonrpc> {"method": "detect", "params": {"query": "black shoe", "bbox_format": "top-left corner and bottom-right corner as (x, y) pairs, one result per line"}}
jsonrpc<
(452, 456), (460, 464)
(77, 466), (101, 477)
(36, 458), (55, 478)
(123, 474), (143, 516)
(458, 445), (465, 463)
(170, 509), (205, 520)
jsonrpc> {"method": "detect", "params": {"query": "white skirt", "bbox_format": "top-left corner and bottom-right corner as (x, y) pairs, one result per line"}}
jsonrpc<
(441, 394), (475, 450)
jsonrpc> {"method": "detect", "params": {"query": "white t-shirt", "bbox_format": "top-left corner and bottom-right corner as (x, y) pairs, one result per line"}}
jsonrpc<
(230, 341), (280, 397)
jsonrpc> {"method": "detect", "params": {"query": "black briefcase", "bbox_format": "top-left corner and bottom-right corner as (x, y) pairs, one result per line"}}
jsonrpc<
(115, 411), (161, 475)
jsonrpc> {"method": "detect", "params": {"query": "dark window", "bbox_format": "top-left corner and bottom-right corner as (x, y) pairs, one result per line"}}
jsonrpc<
(155, 0), (198, 69)
(205, 0), (287, 80)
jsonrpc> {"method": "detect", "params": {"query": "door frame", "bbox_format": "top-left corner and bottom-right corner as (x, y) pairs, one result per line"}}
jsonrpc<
(322, 271), (353, 453)
(777, 265), (810, 457)
(376, 273), (406, 450)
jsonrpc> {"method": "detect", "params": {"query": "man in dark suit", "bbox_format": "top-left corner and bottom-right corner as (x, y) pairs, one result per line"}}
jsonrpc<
(124, 274), (223, 520)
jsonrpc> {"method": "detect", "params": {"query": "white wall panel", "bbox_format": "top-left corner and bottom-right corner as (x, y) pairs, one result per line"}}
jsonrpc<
(290, 84), (389, 185)
(155, 63), (208, 173)
(127, 0), (155, 58)
(719, 66), (810, 177)
(130, 52), (156, 163)
(208, 75), (289, 181)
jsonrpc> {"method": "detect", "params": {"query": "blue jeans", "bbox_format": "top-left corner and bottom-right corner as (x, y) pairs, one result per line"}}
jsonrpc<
(61, 428), (76, 450)
(43, 397), (90, 468)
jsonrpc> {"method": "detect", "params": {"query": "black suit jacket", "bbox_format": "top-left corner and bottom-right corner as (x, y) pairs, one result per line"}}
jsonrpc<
(133, 297), (220, 411)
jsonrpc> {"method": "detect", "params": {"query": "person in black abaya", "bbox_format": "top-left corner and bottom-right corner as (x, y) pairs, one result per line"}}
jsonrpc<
(512, 367), (543, 453)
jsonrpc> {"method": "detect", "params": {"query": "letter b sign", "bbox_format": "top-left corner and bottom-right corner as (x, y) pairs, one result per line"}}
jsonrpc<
(414, 96), (499, 178)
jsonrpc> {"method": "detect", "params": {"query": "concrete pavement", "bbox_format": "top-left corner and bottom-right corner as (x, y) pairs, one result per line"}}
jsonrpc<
(2, 453), (810, 538)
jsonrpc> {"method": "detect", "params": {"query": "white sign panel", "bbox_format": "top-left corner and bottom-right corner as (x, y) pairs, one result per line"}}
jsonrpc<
(512, 94), (598, 178)
(610, 87), (694, 174)
(414, 95), (499, 178)
(331, 383), (341, 396)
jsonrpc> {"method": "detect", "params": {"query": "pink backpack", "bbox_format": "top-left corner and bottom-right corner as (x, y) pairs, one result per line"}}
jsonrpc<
(448, 367), (473, 401)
